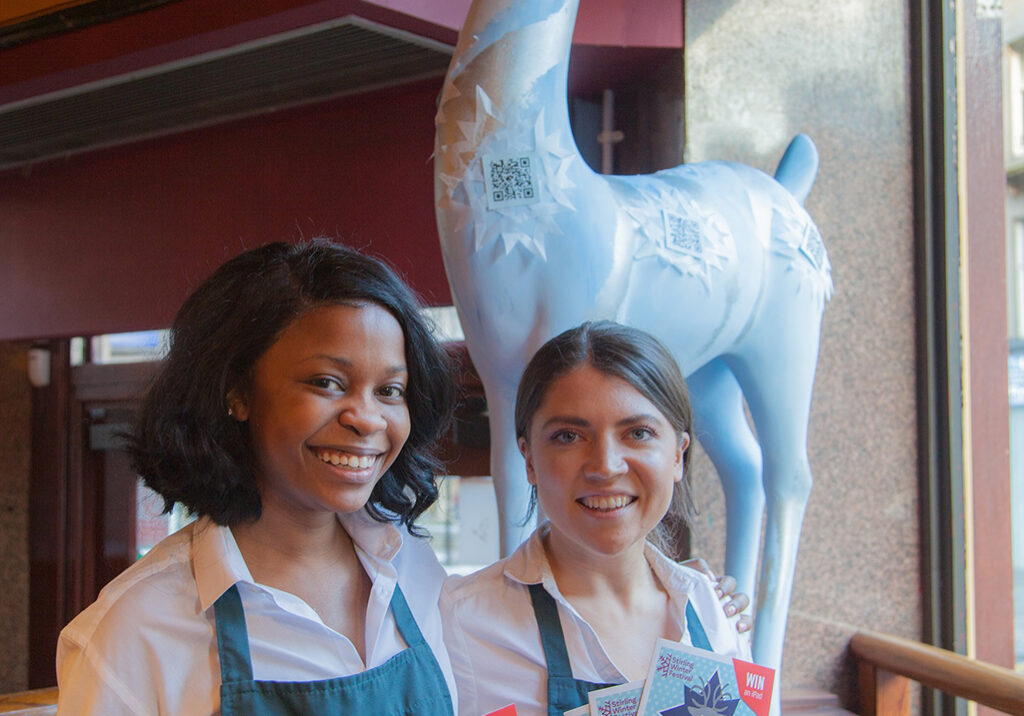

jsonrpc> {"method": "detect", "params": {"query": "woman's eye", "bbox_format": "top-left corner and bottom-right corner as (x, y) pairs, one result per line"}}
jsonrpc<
(378, 384), (406, 400)
(311, 377), (344, 391)
(552, 430), (580, 444)
(628, 427), (653, 441)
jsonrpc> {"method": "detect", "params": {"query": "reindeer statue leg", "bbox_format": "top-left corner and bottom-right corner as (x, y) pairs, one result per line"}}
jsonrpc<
(687, 358), (765, 599)
(481, 377), (536, 556)
(726, 295), (822, 715)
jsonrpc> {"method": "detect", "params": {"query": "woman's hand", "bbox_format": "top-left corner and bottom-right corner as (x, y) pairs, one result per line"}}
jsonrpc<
(680, 558), (753, 634)
(714, 574), (752, 633)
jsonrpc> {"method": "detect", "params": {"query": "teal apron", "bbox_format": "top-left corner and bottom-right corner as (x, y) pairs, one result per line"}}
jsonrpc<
(214, 583), (454, 715)
(528, 583), (714, 716)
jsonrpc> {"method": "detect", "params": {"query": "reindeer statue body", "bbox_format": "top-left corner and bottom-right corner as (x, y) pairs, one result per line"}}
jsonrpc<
(434, 0), (831, 696)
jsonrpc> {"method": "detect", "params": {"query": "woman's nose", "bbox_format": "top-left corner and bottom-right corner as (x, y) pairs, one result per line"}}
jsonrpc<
(339, 394), (387, 435)
(583, 438), (626, 479)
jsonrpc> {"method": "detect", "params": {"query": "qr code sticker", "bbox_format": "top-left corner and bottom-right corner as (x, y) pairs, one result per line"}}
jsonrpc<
(798, 224), (827, 271)
(663, 211), (703, 257)
(483, 153), (540, 210)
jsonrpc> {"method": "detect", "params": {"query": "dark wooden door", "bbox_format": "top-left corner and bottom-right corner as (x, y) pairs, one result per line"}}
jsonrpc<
(28, 351), (158, 688)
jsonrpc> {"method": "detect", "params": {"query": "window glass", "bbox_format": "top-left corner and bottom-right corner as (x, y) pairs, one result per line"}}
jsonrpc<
(136, 480), (194, 559)
(1006, 2), (1024, 671)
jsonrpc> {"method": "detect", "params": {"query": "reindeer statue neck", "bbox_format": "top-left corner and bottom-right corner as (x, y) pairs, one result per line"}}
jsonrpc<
(437, 0), (580, 161)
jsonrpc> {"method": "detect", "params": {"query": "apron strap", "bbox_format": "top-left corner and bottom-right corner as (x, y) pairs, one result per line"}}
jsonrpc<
(684, 600), (713, 652)
(214, 584), (255, 683)
(388, 583), (427, 648)
(528, 583), (575, 679)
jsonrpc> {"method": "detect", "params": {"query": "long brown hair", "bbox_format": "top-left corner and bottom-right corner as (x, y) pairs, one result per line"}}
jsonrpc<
(514, 321), (695, 557)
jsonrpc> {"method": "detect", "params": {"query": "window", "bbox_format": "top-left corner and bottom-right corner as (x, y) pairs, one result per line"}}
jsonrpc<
(1013, 221), (1024, 338)
(136, 482), (194, 559)
(418, 476), (500, 574)
(70, 330), (169, 366)
(1009, 42), (1024, 159)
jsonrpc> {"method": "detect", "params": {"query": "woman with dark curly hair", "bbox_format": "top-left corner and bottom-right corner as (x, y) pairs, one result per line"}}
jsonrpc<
(56, 239), (457, 716)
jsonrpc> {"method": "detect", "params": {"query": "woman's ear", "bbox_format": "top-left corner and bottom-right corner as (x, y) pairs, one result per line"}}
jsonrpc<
(518, 437), (537, 487)
(226, 388), (249, 422)
(674, 432), (691, 482)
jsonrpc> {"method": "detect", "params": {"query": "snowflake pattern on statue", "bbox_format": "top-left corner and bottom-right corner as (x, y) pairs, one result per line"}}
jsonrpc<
(621, 177), (735, 290)
(771, 205), (833, 304)
(798, 223), (827, 272)
(436, 85), (578, 260)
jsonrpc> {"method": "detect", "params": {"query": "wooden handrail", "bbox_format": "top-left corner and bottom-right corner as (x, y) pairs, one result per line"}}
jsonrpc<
(0, 687), (57, 715)
(850, 629), (1024, 715)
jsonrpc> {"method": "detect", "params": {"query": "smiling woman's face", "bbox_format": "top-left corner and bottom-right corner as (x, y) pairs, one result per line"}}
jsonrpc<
(518, 363), (688, 561)
(230, 303), (411, 519)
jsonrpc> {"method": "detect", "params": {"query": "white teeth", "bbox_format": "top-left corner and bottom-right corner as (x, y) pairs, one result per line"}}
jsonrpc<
(315, 450), (375, 469)
(579, 495), (633, 511)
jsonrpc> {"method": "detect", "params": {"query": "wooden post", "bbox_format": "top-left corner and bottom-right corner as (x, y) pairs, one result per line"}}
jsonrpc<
(858, 662), (911, 715)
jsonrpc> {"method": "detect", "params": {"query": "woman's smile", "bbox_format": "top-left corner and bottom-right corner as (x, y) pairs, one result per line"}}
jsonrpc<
(311, 447), (382, 471)
(576, 493), (638, 512)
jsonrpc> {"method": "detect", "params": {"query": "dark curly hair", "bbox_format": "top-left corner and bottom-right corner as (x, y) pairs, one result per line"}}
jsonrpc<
(127, 239), (455, 532)
(514, 320), (695, 555)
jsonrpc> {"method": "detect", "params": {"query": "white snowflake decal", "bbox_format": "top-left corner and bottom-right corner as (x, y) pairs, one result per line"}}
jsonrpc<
(436, 85), (579, 260)
(771, 206), (833, 302)
(622, 178), (734, 289)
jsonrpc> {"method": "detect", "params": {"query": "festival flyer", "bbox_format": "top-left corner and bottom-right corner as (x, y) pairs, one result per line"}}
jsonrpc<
(563, 705), (590, 716)
(636, 639), (774, 716)
(482, 706), (517, 716)
(588, 679), (644, 716)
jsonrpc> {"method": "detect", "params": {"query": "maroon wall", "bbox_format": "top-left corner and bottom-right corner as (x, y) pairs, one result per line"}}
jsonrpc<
(0, 0), (683, 342)
(0, 78), (449, 340)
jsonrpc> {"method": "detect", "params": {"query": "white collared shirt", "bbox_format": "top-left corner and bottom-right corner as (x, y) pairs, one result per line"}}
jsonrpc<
(56, 511), (456, 716)
(441, 526), (750, 716)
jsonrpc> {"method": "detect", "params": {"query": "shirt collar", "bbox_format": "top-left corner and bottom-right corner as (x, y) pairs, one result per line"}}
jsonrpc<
(502, 523), (550, 586)
(502, 523), (705, 593)
(192, 516), (255, 612)
(191, 510), (405, 611)
(338, 509), (404, 575)
(643, 540), (705, 593)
